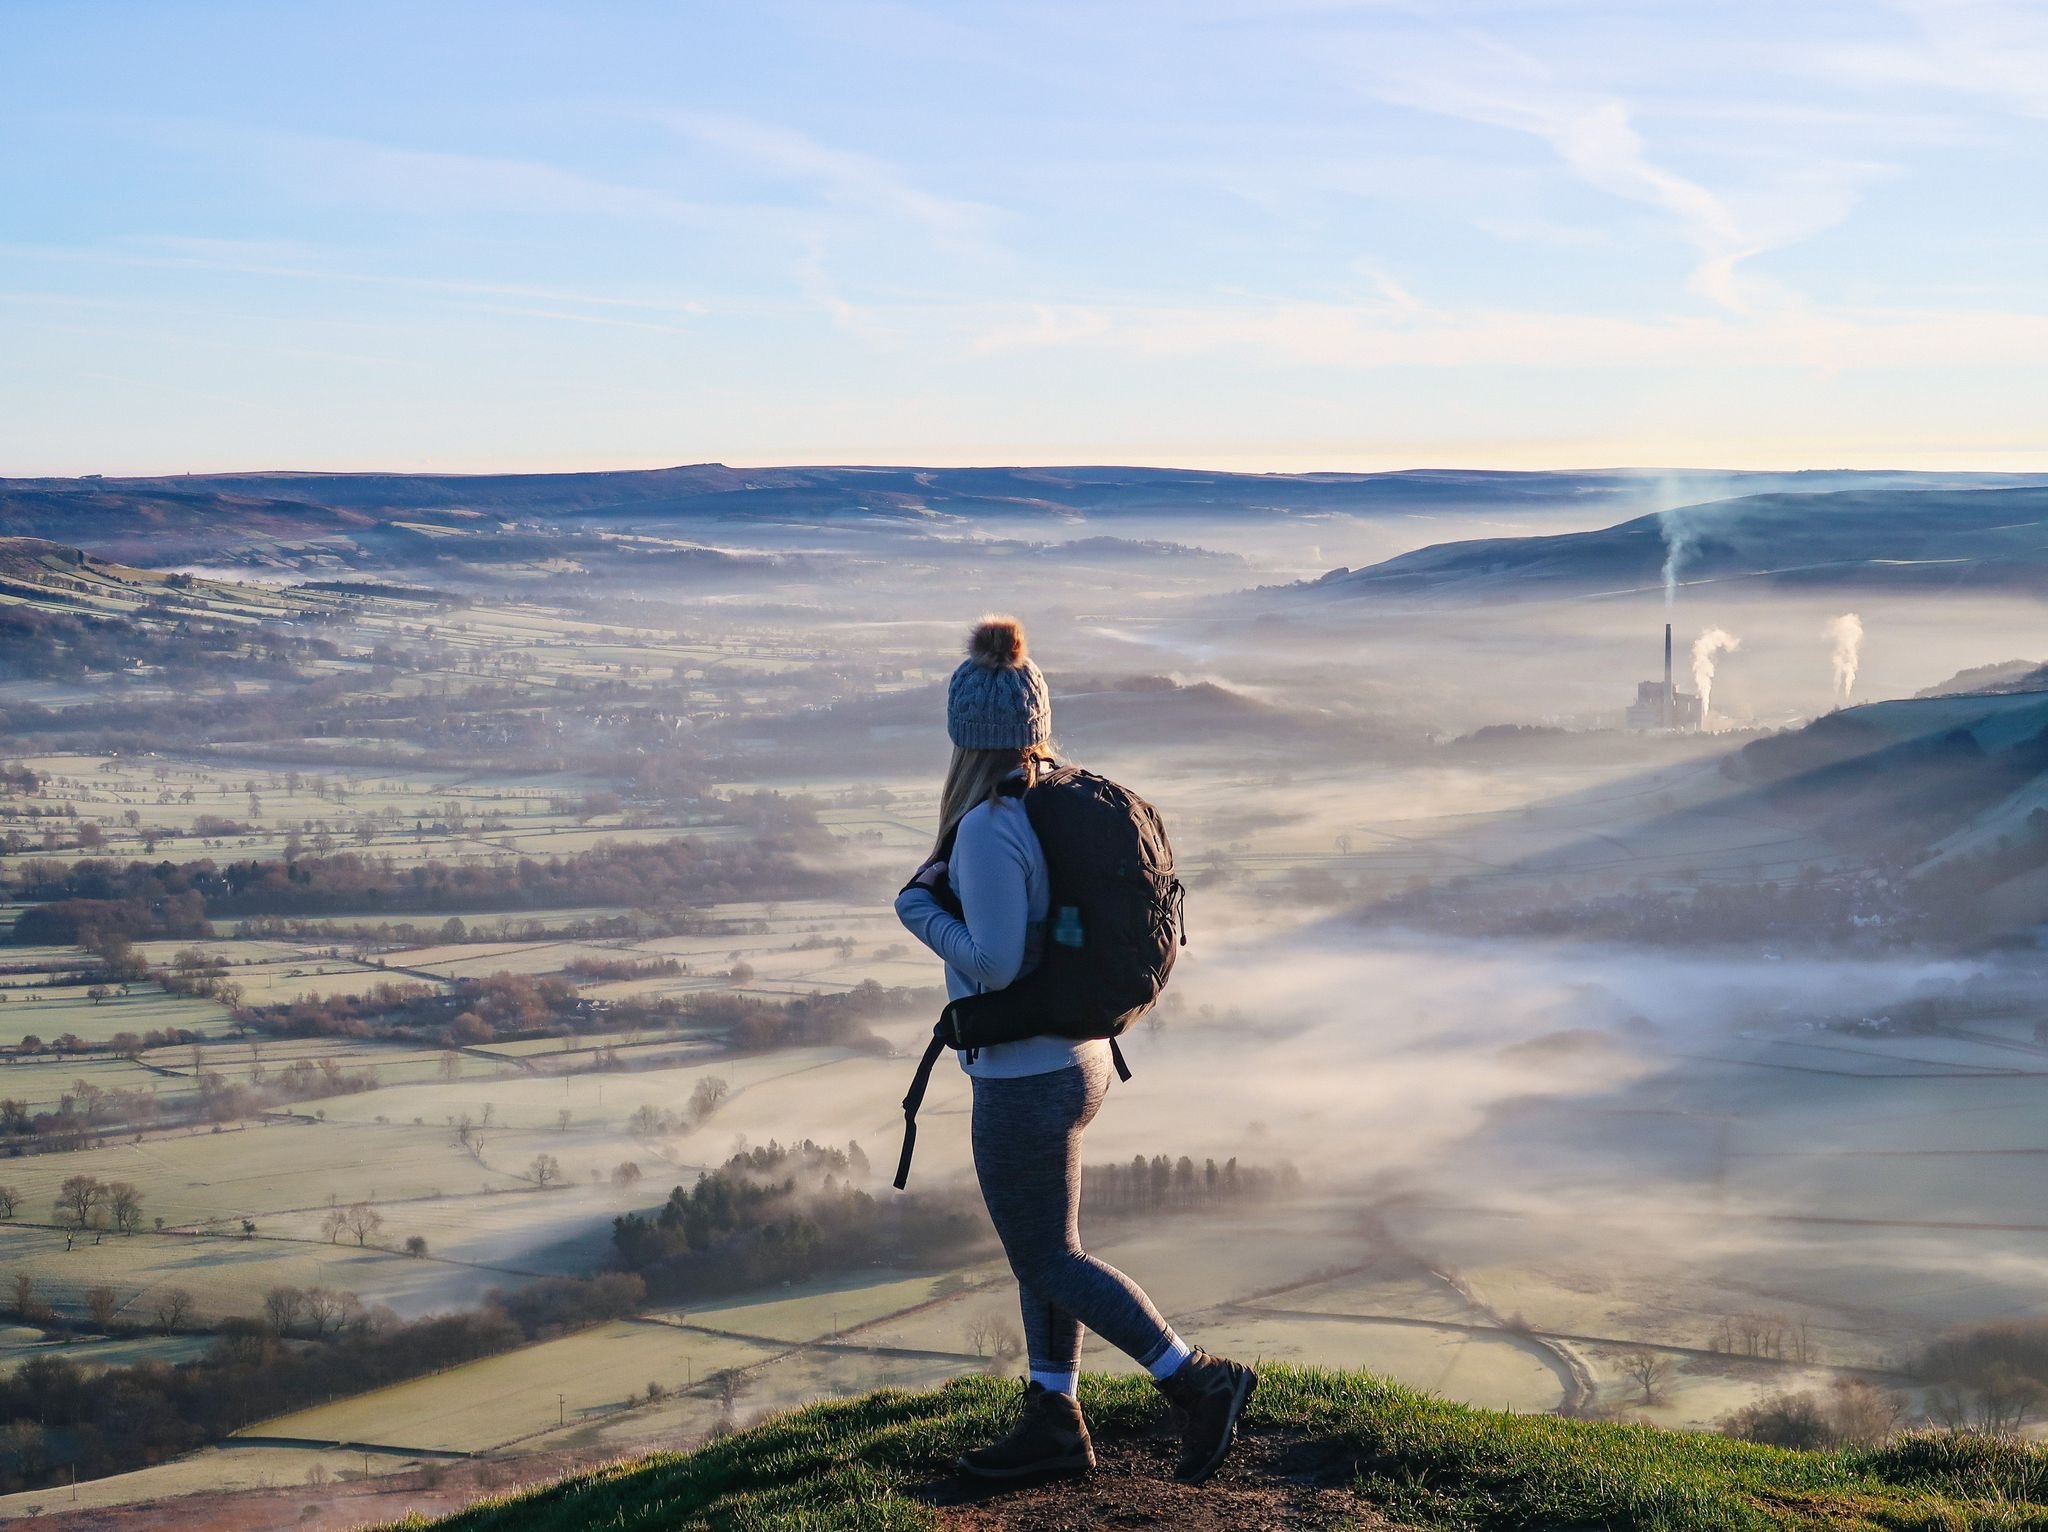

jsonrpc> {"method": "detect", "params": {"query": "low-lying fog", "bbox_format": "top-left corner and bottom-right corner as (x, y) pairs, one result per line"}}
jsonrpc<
(7, 466), (2045, 1478)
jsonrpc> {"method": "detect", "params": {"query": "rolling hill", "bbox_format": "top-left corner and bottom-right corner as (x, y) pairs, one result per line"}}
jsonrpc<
(407, 1367), (2048, 1531)
(1293, 484), (2048, 604)
(1728, 687), (2048, 870)
(8, 466), (2041, 568)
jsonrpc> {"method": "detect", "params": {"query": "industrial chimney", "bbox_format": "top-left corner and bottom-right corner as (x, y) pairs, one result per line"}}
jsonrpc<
(1662, 622), (1673, 728)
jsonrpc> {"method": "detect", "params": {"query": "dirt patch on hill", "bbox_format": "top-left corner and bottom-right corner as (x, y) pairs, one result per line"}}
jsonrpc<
(925, 1424), (1409, 1531)
(13, 1449), (606, 1532)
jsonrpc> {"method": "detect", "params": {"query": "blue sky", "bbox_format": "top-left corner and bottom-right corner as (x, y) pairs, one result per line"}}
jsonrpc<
(3, 0), (2046, 474)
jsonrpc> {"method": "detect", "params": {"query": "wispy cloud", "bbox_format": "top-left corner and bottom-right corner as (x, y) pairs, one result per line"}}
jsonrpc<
(1829, 0), (2048, 117)
(963, 292), (2048, 372)
(1367, 73), (1760, 309)
(1330, 18), (1881, 313)
(1, 237), (722, 324)
(245, 131), (728, 224)
(658, 110), (1003, 251)
(641, 109), (1011, 334)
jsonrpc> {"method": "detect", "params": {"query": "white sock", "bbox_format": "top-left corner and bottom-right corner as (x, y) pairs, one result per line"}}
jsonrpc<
(1029, 1365), (1078, 1396)
(1146, 1336), (1193, 1381)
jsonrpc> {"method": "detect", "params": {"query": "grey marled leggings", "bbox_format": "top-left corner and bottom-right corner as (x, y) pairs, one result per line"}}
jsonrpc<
(970, 1048), (1177, 1371)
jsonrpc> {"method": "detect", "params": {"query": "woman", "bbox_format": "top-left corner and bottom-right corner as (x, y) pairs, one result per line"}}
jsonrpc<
(895, 615), (1256, 1485)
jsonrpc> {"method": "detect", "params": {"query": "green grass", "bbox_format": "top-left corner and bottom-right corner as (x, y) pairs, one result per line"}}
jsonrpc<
(398, 1367), (2048, 1531)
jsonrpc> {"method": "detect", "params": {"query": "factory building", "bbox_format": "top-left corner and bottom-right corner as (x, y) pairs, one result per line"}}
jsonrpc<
(1626, 623), (1703, 731)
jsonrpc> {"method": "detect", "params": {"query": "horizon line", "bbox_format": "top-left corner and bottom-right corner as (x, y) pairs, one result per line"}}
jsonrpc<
(12, 459), (2048, 483)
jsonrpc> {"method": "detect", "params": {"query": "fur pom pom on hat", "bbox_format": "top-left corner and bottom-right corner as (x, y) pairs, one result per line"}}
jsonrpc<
(948, 615), (1051, 749)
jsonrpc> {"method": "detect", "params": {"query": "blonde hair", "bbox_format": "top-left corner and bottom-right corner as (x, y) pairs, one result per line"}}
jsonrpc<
(931, 744), (1052, 860)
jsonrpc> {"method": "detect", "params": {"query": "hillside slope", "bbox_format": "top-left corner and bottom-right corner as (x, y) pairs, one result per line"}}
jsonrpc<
(1725, 690), (2048, 850)
(1298, 484), (2048, 603)
(403, 1368), (2048, 1531)
(9, 466), (2042, 566)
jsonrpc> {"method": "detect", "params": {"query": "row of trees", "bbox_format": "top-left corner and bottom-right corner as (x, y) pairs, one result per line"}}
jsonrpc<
(0, 1049), (382, 1146)
(1914, 1319), (2048, 1434)
(0, 602), (335, 689)
(5, 833), (829, 950)
(1706, 1312), (1819, 1364)
(10, 1175), (150, 1237)
(626, 1075), (730, 1137)
(1081, 1154), (1301, 1216)
(563, 955), (685, 980)
(240, 974), (912, 1054)
(1719, 1377), (1909, 1447)
(611, 1140), (974, 1300)
(238, 906), (719, 946)
(0, 1269), (642, 1494)
(11, 1273), (190, 1334)
(1717, 1319), (2048, 1446)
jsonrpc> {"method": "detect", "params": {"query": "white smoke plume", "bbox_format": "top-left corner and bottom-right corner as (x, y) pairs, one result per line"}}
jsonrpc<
(1827, 613), (1864, 705)
(1658, 508), (1695, 606)
(1692, 628), (1740, 727)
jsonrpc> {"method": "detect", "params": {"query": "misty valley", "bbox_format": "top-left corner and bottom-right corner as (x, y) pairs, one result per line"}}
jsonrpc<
(1, 464), (2046, 1523)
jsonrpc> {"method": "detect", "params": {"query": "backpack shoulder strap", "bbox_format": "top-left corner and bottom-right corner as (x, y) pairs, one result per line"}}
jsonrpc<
(893, 1030), (949, 1190)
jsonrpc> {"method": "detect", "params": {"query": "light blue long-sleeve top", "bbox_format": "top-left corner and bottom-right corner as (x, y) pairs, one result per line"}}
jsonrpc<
(894, 787), (1106, 1079)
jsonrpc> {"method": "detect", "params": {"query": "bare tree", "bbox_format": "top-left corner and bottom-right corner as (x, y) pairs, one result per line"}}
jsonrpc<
(1825, 1378), (1907, 1446)
(0, 1186), (16, 1220)
(152, 1287), (194, 1335)
(107, 1182), (144, 1235)
(689, 1075), (730, 1122)
(70, 1080), (106, 1121)
(85, 1286), (120, 1332)
(1721, 1391), (1831, 1448)
(1918, 1326), (2048, 1435)
(11, 1272), (39, 1323)
(339, 1202), (384, 1247)
(961, 1314), (1024, 1363)
(320, 1207), (348, 1244)
(1928, 1369), (2044, 1435)
(963, 1314), (997, 1358)
(530, 1153), (562, 1189)
(711, 1370), (751, 1438)
(1619, 1348), (1677, 1406)
(301, 1286), (360, 1337)
(53, 1175), (106, 1230)
(262, 1285), (305, 1338)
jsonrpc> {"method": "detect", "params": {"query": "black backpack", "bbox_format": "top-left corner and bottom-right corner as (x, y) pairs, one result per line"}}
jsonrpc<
(893, 766), (1186, 1188)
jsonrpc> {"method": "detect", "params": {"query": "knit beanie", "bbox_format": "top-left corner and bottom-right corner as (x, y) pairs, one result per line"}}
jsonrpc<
(946, 616), (1051, 750)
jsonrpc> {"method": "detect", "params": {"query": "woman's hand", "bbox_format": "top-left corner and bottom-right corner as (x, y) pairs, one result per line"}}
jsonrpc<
(913, 858), (948, 890)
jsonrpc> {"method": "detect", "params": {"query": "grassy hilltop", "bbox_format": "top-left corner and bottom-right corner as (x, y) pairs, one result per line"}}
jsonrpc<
(401, 1367), (2048, 1532)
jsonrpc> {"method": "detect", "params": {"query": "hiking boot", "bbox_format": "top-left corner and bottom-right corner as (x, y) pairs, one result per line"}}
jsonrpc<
(1154, 1348), (1257, 1483)
(956, 1381), (1095, 1479)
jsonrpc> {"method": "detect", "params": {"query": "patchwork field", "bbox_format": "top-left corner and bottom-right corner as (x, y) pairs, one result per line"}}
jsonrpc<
(3, 525), (2046, 1528)
(250, 1319), (790, 1454)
